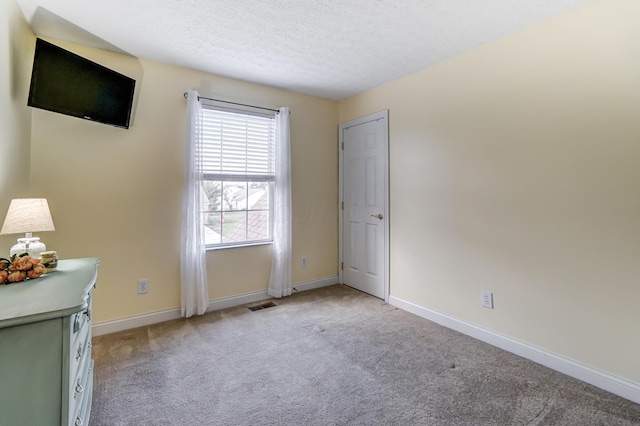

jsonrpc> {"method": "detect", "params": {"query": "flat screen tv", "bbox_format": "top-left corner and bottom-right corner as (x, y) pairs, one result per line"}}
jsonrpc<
(28, 38), (136, 129)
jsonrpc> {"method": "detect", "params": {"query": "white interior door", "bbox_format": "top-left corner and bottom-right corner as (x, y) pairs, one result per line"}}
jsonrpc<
(339, 111), (388, 300)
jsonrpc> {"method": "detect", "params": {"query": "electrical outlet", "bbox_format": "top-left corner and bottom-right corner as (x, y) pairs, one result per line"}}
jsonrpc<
(481, 291), (493, 309)
(301, 256), (308, 268)
(138, 279), (149, 294)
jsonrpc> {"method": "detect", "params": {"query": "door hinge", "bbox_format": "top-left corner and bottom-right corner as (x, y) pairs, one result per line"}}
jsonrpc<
(341, 262), (344, 270)
(341, 142), (344, 150)
(341, 201), (344, 210)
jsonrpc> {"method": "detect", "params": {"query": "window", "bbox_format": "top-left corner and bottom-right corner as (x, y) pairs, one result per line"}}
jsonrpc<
(200, 106), (275, 248)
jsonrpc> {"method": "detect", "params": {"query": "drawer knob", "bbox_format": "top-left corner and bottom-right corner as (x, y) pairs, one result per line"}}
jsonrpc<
(73, 315), (81, 333)
(74, 379), (84, 399)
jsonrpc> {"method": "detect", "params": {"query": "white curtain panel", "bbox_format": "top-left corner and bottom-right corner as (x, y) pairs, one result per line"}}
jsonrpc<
(180, 90), (209, 317)
(268, 107), (292, 298)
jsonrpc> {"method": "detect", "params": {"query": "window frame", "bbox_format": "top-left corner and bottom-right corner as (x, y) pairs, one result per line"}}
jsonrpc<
(200, 105), (276, 250)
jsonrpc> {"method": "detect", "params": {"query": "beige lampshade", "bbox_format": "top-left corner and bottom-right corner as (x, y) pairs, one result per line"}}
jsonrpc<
(1, 198), (55, 235)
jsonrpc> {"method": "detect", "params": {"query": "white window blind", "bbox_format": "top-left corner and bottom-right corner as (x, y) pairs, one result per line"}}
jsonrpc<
(200, 105), (276, 248)
(201, 107), (275, 181)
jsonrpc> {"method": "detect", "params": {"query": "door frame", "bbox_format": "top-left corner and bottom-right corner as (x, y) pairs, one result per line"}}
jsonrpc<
(338, 110), (390, 302)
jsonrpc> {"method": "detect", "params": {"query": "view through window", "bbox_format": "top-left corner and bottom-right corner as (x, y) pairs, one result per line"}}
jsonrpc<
(200, 107), (275, 247)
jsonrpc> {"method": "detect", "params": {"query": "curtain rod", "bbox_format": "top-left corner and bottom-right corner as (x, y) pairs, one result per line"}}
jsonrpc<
(183, 92), (278, 113)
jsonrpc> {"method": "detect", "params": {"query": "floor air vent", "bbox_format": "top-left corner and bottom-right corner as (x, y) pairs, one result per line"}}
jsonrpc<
(248, 302), (277, 311)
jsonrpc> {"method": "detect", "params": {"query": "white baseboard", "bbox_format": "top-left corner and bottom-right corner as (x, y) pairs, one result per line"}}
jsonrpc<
(206, 289), (271, 312)
(389, 295), (640, 405)
(92, 307), (182, 337)
(93, 276), (338, 337)
(92, 289), (272, 336)
(293, 275), (339, 292)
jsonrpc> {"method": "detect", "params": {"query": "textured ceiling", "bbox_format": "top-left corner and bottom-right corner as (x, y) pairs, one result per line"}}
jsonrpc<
(16, 0), (588, 101)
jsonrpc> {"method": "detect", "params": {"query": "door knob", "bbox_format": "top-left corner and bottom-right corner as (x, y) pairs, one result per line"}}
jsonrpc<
(370, 213), (384, 220)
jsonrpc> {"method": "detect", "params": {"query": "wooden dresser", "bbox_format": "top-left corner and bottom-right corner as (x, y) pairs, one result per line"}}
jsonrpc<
(0, 257), (100, 426)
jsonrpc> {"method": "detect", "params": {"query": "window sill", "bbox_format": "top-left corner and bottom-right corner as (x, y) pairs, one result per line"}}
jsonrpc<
(206, 241), (273, 251)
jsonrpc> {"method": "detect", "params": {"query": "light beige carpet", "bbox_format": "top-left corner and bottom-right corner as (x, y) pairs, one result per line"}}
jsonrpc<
(91, 284), (640, 425)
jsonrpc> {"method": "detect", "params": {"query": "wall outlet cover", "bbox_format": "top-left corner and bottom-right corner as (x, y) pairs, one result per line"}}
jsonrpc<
(138, 279), (149, 294)
(481, 291), (493, 309)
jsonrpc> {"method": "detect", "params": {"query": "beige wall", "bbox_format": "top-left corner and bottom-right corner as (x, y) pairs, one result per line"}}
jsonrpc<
(0, 0), (34, 249)
(340, 0), (640, 385)
(27, 40), (338, 323)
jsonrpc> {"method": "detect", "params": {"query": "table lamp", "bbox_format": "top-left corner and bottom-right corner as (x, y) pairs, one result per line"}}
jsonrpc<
(1, 198), (55, 258)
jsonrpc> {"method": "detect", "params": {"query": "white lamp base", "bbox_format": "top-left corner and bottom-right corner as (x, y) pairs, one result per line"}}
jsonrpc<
(10, 237), (47, 258)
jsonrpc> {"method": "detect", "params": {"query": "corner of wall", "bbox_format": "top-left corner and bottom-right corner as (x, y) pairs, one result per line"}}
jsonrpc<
(0, 0), (36, 251)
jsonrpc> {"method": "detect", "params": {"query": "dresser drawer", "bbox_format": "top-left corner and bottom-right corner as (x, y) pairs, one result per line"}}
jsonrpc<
(69, 296), (92, 348)
(69, 319), (91, 378)
(68, 349), (92, 426)
(70, 360), (94, 426)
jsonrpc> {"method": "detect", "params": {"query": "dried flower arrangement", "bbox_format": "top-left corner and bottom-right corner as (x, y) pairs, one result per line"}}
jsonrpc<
(0, 254), (47, 284)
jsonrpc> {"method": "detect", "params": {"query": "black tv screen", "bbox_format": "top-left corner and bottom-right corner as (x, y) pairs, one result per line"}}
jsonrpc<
(28, 38), (136, 129)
